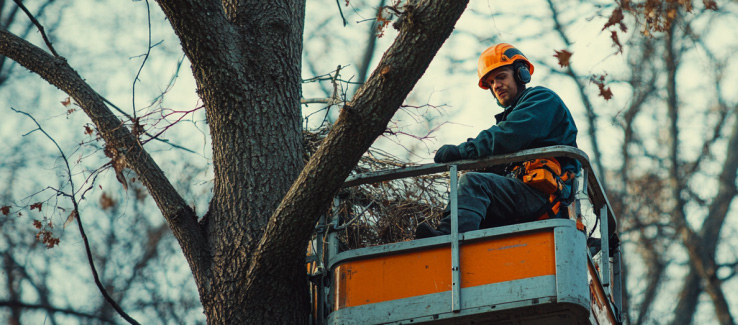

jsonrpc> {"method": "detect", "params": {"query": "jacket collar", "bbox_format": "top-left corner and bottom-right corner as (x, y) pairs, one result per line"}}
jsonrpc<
(495, 87), (531, 123)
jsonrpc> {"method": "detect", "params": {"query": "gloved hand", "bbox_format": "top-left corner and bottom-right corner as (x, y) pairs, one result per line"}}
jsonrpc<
(434, 144), (462, 163)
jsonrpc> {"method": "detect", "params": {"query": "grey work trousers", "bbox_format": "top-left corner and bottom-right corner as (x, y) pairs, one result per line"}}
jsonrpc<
(436, 172), (570, 234)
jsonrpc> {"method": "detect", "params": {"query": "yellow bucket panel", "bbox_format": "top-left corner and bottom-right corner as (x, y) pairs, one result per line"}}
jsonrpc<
(334, 231), (556, 309)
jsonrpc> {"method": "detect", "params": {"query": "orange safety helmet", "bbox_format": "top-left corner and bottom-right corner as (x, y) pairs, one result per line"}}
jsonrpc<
(477, 43), (535, 89)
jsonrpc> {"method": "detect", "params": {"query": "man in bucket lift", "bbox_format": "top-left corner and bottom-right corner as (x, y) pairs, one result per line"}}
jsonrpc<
(416, 43), (580, 239)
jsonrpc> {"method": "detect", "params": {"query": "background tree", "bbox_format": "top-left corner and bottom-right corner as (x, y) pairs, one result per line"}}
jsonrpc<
(611, 7), (738, 324)
(527, 1), (736, 323)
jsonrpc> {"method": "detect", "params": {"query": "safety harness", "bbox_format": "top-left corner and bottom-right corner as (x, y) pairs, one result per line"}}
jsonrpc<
(510, 158), (574, 221)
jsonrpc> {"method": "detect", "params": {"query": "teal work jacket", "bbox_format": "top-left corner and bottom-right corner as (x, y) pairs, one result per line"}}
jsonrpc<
(457, 86), (580, 174)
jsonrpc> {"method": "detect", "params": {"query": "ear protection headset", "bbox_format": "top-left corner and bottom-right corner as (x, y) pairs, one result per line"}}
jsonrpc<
(513, 60), (531, 84)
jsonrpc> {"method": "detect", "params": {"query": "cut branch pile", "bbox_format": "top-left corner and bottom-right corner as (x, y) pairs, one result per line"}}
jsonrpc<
(304, 128), (447, 249)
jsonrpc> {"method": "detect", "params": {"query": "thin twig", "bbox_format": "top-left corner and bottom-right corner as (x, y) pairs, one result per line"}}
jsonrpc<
(12, 0), (58, 57)
(99, 94), (200, 155)
(142, 107), (201, 145)
(334, 202), (374, 230)
(11, 108), (141, 325)
(132, 0), (153, 120)
(334, 0), (348, 26)
(321, 65), (345, 126)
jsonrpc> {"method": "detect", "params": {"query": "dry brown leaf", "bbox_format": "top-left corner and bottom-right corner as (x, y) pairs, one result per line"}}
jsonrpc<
(553, 49), (573, 68)
(63, 210), (78, 229)
(30, 202), (43, 212)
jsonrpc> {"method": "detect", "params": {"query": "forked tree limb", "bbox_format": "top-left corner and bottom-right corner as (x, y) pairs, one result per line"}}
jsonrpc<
(243, 0), (469, 296)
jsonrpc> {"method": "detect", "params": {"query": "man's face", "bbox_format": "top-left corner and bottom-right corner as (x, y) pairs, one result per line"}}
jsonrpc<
(482, 67), (519, 106)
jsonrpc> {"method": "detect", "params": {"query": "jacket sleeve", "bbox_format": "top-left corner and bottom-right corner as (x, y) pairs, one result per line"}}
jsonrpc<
(458, 88), (564, 159)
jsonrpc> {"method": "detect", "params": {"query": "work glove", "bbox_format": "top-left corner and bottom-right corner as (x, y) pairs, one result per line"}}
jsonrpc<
(434, 144), (462, 163)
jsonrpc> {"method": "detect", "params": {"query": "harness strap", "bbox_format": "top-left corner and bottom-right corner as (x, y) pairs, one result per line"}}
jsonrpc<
(530, 172), (574, 221)
(534, 194), (562, 221)
(536, 170), (575, 220)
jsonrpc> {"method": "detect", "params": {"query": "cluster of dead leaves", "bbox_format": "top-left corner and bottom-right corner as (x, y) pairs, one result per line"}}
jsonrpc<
(1, 201), (70, 249)
(603, 7), (627, 54)
(376, 6), (393, 38)
(608, 0), (718, 38)
(552, 0), (718, 102)
(33, 217), (60, 249)
(375, 0), (412, 38)
(591, 74), (614, 101)
(61, 96), (99, 139)
(552, 49), (612, 100)
(100, 192), (117, 210)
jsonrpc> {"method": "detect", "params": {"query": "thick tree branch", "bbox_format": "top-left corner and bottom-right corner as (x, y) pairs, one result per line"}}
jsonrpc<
(156, 0), (239, 77)
(0, 27), (210, 290)
(156, 0), (223, 31)
(672, 269), (701, 325)
(245, 0), (469, 294)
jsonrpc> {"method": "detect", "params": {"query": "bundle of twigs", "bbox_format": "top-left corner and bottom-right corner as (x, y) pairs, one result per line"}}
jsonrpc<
(304, 128), (448, 249)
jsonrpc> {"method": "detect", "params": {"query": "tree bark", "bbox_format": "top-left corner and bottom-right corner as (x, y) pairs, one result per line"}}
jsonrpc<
(242, 1), (469, 322)
(0, 0), (470, 323)
(156, 0), (308, 320)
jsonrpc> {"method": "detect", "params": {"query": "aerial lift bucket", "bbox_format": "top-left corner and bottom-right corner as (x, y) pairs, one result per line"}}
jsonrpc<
(308, 146), (622, 325)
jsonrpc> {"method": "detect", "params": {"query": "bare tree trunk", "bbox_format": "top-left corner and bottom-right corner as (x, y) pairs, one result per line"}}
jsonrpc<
(672, 110), (738, 324)
(547, 0), (606, 186)
(238, 2), (469, 322)
(672, 270), (702, 325)
(664, 21), (735, 325)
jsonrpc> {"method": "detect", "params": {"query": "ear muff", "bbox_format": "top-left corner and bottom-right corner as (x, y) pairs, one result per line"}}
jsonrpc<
(513, 61), (531, 84)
